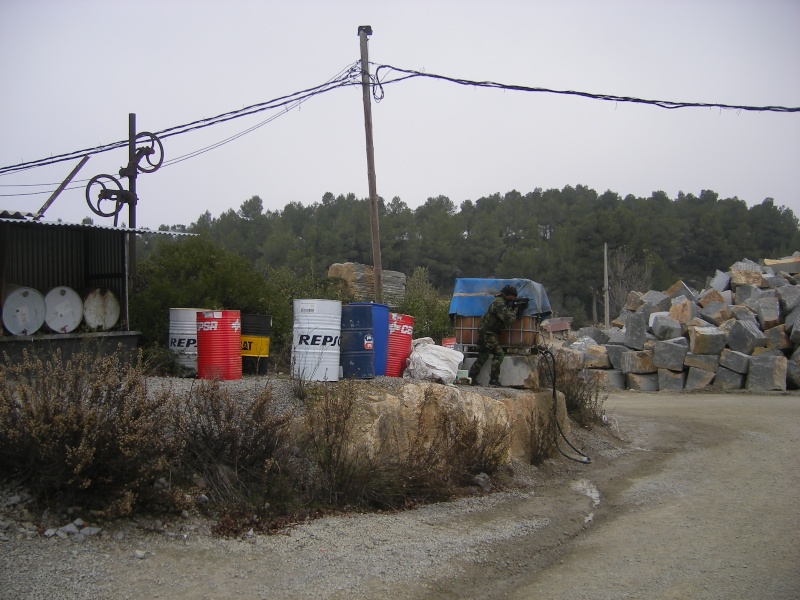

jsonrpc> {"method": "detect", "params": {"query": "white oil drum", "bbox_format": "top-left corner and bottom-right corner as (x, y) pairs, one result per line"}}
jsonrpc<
(83, 288), (120, 330)
(2, 285), (46, 336)
(291, 299), (341, 382)
(44, 286), (83, 333)
(169, 308), (209, 373)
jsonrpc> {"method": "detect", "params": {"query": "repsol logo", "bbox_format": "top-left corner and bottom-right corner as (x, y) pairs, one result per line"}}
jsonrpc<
(197, 321), (218, 331)
(297, 334), (340, 346)
(170, 337), (197, 348)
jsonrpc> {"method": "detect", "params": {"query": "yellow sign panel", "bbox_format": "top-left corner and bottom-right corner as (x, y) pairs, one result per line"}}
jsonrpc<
(241, 336), (270, 356)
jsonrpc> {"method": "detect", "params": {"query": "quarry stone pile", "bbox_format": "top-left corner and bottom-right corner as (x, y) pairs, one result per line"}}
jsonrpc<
(563, 254), (800, 392)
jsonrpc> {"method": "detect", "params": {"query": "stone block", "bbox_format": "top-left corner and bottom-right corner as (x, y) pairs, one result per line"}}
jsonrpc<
(698, 301), (734, 326)
(664, 280), (698, 302)
(784, 304), (800, 334)
(576, 326), (610, 345)
(756, 297), (781, 330)
(735, 284), (761, 306)
(719, 348), (750, 374)
(623, 291), (644, 312)
(584, 369), (625, 390)
(746, 354), (787, 391)
(555, 347), (585, 370)
(787, 349), (800, 389)
(791, 324), (800, 345)
(669, 297), (698, 329)
(651, 314), (682, 340)
(635, 302), (660, 325)
(612, 310), (631, 329)
(726, 320), (767, 355)
(731, 270), (767, 290)
(764, 324), (793, 352)
(626, 373), (659, 391)
(620, 350), (656, 374)
(658, 369), (686, 392)
(685, 367), (715, 391)
(605, 328), (626, 345)
(624, 312), (647, 350)
(708, 269), (731, 292)
(731, 305), (758, 324)
(698, 288), (726, 308)
(642, 290), (672, 311)
(751, 347), (783, 358)
(584, 345), (611, 368)
(713, 367), (745, 390)
(653, 338), (689, 371)
(720, 290), (734, 304)
(683, 353), (720, 372)
(718, 318), (737, 337)
(776, 285), (800, 313)
(689, 326), (726, 355)
(605, 345), (627, 371)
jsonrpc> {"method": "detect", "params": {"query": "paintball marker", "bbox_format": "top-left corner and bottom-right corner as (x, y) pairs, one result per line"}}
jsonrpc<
(506, 297), (530, 313)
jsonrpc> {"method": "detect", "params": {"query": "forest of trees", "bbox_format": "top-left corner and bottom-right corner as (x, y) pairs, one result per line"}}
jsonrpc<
(139, 185), (800, 326)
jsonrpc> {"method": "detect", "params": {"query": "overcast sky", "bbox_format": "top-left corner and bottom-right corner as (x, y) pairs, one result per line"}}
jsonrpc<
(1, 0), (799, 230)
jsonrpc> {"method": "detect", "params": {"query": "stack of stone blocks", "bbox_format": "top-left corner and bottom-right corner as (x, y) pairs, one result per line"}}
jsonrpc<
(564, 255), (800, 392)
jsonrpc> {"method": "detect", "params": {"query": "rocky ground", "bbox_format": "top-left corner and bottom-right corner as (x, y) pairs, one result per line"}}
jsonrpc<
(1, 384), (798, 600)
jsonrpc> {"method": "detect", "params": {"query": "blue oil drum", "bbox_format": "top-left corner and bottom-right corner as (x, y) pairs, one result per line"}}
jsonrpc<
(350, 302), (389, 376)
(340, 303), (375, 379)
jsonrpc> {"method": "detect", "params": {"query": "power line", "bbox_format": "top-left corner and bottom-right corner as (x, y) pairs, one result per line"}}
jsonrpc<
(372, 64), (800, 113)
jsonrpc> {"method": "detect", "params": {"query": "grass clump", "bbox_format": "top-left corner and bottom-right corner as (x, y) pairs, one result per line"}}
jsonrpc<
(536, 347), (606, 429)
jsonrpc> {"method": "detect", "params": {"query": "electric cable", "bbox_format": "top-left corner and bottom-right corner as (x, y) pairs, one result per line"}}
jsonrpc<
(537, 345), (592, 464)
(372, 63), (800, 113)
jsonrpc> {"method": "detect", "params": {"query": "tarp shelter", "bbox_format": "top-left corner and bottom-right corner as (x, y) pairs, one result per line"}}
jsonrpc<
(448, 278), (552, 319)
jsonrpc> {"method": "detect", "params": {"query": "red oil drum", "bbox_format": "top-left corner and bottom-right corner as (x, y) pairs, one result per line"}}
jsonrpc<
(386, 312), (414, 377)
(196, 310), (242, 380)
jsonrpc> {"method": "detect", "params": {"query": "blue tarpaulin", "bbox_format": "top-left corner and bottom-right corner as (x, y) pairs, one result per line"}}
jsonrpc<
(448, 278), (552, 319)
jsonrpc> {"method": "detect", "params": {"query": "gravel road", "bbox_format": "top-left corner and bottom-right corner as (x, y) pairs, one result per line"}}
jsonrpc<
(1, 388), (798, 600)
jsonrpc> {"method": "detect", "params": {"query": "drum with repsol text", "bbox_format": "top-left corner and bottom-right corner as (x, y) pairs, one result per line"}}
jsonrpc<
(291, 299), (341, 382)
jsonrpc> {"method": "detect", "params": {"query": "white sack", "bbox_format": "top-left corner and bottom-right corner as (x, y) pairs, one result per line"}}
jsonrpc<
(403, 338), (464, 384)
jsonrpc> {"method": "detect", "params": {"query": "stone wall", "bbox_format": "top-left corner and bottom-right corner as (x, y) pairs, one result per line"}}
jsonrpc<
(563, 254), (800, 392)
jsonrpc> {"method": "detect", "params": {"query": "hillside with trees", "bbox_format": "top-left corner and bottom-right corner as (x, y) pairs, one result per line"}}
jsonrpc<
(135, 186), (799, 351)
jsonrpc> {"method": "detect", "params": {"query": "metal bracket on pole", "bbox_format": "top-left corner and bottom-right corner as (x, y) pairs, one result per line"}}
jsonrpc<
(34, 155), (90, 220)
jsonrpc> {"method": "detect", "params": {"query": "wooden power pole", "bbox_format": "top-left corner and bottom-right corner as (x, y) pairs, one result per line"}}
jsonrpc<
(358, 25), (383, 303)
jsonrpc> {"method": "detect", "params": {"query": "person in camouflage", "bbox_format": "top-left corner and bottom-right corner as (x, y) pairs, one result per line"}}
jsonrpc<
(467, 285), (521, 387)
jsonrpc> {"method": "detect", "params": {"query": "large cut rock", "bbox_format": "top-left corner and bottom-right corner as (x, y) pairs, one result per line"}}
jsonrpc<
(776, 285), (800, 313)
(731, 305), (758, 324)
(713, 367), (745, 390)
(683, 353), (719, 373)
(787, 349), (800, 389)
(698, 288), (726, 308)
(731, 270), (767, 290)
(669, 296), (698, 330)
(708, 269), (731, 292)
(698, 301), (733, 326)
(641, 290), (672, 311)
(626, 373), (658, 391)
(764, 324), (793, 352)
(653, 338), (689, 371)
(624, 312), (647, 350)
(623, 291), (644, 312)
(605, 345), (627, 371)
(584, 369), (625, 390)
(735, 284), (762, 306)
(664, 280), (698, 302)
(756, 297), (781, 330)
(685, 368), (715, 391)
(689, 326), (726, 355)
(719, 349), (750, 374)
(651, 314), (682, 340)
(726, 320), (768, 355)
(621, 350), (657, 374)
(584, 344), (611, 368)
(658, 369), (686, 392)
(746, 354), (787, 391)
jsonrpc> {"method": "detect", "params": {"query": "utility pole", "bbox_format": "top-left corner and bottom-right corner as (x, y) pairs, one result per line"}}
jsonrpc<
(604, 242), (610, 328)
(358, 25), (383, 303)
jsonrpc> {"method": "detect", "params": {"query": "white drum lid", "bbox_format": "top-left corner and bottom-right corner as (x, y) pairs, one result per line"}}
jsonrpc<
(44, 286), (84, 333)
(83, 288), (120, 330)
(2, 286), (46, 336)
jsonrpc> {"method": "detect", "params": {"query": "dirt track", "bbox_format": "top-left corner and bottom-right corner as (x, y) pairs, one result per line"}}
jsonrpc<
(2, 391), (798, 599)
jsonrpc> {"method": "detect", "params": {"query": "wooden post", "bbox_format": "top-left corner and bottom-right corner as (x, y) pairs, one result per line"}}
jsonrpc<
(358, 25), (383, 303)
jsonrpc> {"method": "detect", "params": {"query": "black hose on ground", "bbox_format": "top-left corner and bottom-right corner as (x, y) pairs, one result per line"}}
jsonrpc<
(537, 345), (592, 464)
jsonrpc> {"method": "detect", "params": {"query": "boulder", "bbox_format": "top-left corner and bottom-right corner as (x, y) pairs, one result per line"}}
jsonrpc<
(584, 369), (625, 390)
(669, 296), (698, 330)
(688, 326), (726, 355)
(624, 312), (647, 350)
(683, 353), (720, 373)
(756, 297), (781, 331)
(641, 290), (672, 311)
(664, 280), (698, 302)
(735, 284), (762, 306)
(776, 285), (800, 313)
(713, 367), (745, 390)
(685, 368), (715, 391)
(623, 291), (644, 312)
(653, 338), (689, 371)
(731, 270), (767, 290)
(764, 324), (793, 352)
(620, 350), (657, 374)
(726, 320), (768, 355)
(651, 314), (683, 340)
(746, 354), (787, 391)
(698, 301), (733, 326)
(697, 288), (726, 308)
(658, 369), (686, 392)
(719, 349), (750, 374)
(605, 345), (627, 371)
(584, 345), (611, 369)
(708, 269), (731, 292)
(626, 373), (659, 391)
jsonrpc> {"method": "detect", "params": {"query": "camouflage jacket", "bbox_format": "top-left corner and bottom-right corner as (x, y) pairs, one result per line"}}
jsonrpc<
(477, 297), (518, 335)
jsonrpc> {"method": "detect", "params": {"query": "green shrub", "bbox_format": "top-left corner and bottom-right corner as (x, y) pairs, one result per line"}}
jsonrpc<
(397, 267), (454, 343)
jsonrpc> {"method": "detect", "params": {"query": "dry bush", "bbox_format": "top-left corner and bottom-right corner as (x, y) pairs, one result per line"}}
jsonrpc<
(0, 348), (176, 516)
(526, 409), (555, 465)
(537, 348), (606, 429)
(171, 380), (295, 509)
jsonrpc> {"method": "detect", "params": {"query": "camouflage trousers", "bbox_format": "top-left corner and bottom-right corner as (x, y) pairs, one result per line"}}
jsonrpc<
(468, 332), (504, 382)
